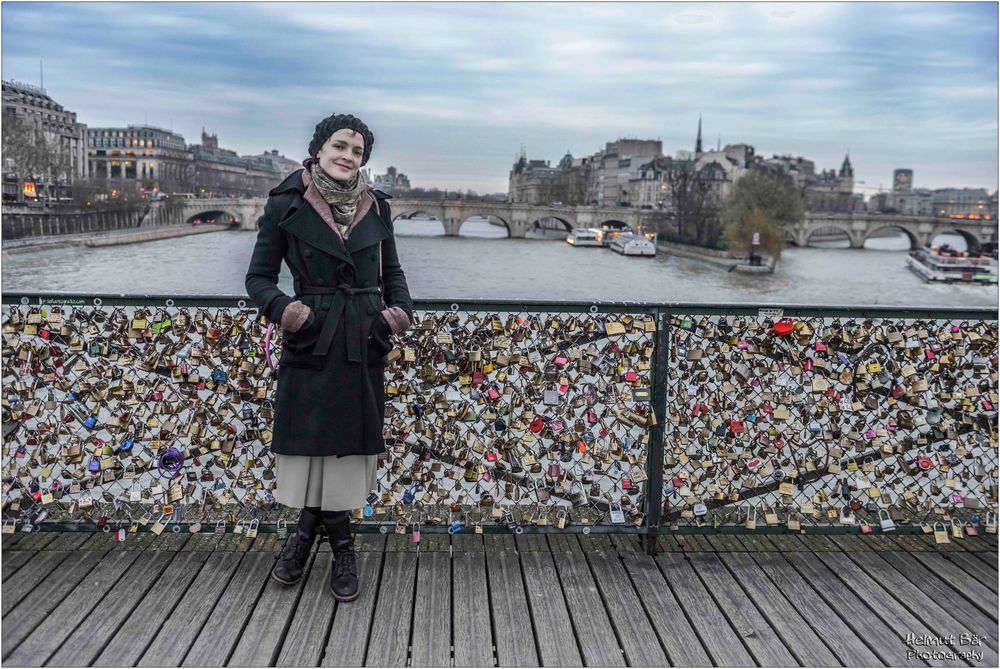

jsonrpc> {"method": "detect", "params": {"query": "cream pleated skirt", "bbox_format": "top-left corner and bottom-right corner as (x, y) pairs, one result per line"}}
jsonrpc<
(273, 453), (379, 511)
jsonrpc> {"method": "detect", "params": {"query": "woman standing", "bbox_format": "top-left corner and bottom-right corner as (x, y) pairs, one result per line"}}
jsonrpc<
(245, 114), (413, 600)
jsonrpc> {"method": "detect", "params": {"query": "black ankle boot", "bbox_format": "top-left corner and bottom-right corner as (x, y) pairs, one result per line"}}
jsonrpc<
(321, 511), (359, 601)
(271, 506), (321, 585)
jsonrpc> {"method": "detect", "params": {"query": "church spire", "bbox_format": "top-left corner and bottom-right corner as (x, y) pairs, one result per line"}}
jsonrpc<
(695, 114), (703, 155)
(840, 150), (853, 177)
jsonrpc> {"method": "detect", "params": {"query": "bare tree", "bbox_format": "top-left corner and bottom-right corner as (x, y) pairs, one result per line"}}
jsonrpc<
(665, 162), (720, 245)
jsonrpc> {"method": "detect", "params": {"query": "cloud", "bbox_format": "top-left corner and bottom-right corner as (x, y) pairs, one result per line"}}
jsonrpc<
(1, 1), (995, 194)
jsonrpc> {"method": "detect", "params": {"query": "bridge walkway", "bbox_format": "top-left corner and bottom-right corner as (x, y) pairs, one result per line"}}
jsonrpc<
(1, 529), (996, 667)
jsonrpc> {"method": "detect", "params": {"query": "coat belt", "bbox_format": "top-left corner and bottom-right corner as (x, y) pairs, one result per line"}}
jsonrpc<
(299, 283), (381, 362)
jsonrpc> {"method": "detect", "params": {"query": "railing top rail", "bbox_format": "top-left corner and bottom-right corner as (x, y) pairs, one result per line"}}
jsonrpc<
(1, 291), (997, 320)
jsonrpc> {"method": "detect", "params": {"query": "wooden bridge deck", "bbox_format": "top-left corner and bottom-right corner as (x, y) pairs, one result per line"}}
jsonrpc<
(1, 529), (997, 667)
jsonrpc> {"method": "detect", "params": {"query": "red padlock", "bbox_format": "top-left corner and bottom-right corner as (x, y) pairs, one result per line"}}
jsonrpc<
(772, 318), (795, 337)
(529, 417), (545, 433)
(916, 455), (933, 471)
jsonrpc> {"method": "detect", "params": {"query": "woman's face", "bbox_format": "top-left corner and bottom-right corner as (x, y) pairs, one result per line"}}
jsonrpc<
(315, 128), (365, 181)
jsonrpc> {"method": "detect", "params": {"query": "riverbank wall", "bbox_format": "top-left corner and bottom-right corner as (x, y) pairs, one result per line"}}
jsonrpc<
(2, 223), (228, 254)
(1, 200), (183, 241)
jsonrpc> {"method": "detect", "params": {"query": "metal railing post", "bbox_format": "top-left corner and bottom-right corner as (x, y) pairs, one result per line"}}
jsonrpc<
(643, 307), (669, 555)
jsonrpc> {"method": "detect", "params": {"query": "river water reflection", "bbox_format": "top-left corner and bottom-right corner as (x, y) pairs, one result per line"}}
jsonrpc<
(2, 218), (996, 308)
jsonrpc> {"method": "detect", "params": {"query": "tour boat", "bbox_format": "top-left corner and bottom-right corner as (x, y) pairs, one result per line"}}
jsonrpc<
(609, 233), (656, 257)
(906, 245), (998, 284)
(566, 228), (603, 247)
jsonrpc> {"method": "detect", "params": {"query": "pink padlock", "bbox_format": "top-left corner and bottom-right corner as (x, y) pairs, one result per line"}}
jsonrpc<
(864, 428), (877, 440)
(411, 523), (421, 543)
(950, 493), (964, 504)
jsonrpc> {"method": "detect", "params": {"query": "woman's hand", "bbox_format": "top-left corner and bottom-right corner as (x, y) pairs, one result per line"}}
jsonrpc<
(281, 300), (313, 333)
(379, 306), (411, 335)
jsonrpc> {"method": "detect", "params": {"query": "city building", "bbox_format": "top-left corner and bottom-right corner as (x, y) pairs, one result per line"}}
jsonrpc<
(930, 187), (994, 220)
(242, 149), (300, 181)
(804, 154), (855, 213)
(87, 124), (191, 194)
(623, 156), (673, 209)
(2, 79), (88, 204)
(189, 130), (283, 197)
(893, 168), (914, 192)
(370, 165), (411, 195)
(594, 138), (663, 206)
(508, 149), (592, 205)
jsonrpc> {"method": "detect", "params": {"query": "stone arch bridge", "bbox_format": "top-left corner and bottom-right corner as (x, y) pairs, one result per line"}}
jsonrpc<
(797, 212), (997, 251)
(165, 198), (998, 251)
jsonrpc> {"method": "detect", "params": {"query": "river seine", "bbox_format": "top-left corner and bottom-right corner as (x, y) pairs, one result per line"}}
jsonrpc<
(2, 219), (996, 308)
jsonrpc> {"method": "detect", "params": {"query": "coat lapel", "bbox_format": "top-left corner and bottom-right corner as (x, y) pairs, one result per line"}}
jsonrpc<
(277, 201), (354, 267)
(346, 206), (391, 254)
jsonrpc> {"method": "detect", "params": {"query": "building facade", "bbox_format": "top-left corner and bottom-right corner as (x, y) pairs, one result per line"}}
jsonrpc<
(370, 165), (412, 195)
(2, 79), (88, 204)
(508, 150), (592, 205)
(87, 124), (191, 194)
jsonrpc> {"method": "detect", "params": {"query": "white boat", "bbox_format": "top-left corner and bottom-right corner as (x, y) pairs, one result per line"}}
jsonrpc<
(566, 228), (603, 247)
(610, 233), (656, 257)
(906, 244), (997, 283)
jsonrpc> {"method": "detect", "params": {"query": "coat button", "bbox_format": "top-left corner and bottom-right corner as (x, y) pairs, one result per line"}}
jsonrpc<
(370, 254), (377, 261)
(304, 249), (313, 257)
(367, 306), (375, 315)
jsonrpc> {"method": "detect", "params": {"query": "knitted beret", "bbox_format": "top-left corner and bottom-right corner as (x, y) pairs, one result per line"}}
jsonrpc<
(308, 114), (375, 166)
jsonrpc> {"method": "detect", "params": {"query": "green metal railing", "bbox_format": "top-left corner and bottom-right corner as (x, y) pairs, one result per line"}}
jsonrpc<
(2, 293), (996, 554)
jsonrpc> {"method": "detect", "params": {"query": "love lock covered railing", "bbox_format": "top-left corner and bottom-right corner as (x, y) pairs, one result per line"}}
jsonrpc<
(1, 294), (996, 554)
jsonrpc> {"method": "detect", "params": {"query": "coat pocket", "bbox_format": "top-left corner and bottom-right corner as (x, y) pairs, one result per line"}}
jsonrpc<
(367, 313), (394, 363)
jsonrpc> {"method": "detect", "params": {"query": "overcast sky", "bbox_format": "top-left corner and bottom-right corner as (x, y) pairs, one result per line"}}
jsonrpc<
(3, 2), (997, 194)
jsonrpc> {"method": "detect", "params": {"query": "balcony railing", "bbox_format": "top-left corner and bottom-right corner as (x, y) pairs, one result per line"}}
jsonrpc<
(2, 293), (996, 554)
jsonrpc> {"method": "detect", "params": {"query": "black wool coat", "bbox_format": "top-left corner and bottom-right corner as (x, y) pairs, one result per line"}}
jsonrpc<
(245, 169), (413, 457)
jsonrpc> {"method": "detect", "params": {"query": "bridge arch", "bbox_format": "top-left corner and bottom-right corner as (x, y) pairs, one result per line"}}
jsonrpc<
(864, 225), (919, 250)
(457, 212), (511, 238)
(596, 219), (635, 233)
(391, 209), (446, 235)
(529, 216), (574, 233)
(185, 209), (241, 226)
(803, 223), (855, 248)
(930, 227), (984, 253)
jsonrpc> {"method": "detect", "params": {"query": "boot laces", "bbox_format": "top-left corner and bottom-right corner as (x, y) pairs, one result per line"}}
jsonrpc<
(282, 533), (312, 564)
(334, 549), (357, 574)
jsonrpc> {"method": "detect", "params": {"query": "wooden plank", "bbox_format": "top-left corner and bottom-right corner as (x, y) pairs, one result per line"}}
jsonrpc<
(5, 547), (142, 666)
(620, 551), (711, 666)
(655, 552), (754, 666)
(782, 551), (932, 666)
(513, 533), (547, 553)
(588, 547), (669, 666)
(550, 550), (626, 667)
(908, 551), (1000, 617)
(718, 552), (842, 666)
(519, 551), (582, 666)
(655, 534), (683, 552)
(973, 550), (998, 568)
(1, 550), (106, 659)
(452, 551), (494, 667)
(485, 551), (538, 667)
(796, 534), (838, 551)
(419, 532), (449, 553)
(545, 533), (578, 553)
(452, 532), (485, 553)
(277, 552), (335, 667)
(320, 551), (385, 667)
(577, 533), (614, 553)
(16, 531), (58, 551)
(1, 532), (27, 548)
(940, 551), (999, 593)
(827, 534), (867, 552)
(610, 533), (642, 554)
(765, 534), (808, 552)
(42, 532), (92, 551)
(836, 553), (1000, 666)
(93, 550), (210, 665)
(365, 551), (418, 667)
(687, 552), (798, 666)
(484, 533), (515, 553)
(183, 552), (275, 666)
(45, 550), (182, 667)
(705, 534), (745, 552)
(749, 551), (884, 667)
(860, 534), (903, 552)
(0, 549), (71, 615)
(1, 550), (34, 581)
(136, 552), (244, 667)
(858, 551), (999, 647)
(410, 551), (451, 667)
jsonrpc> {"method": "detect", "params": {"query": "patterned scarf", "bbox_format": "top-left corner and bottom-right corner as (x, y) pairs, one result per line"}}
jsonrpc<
(309, 161), (368, 229)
